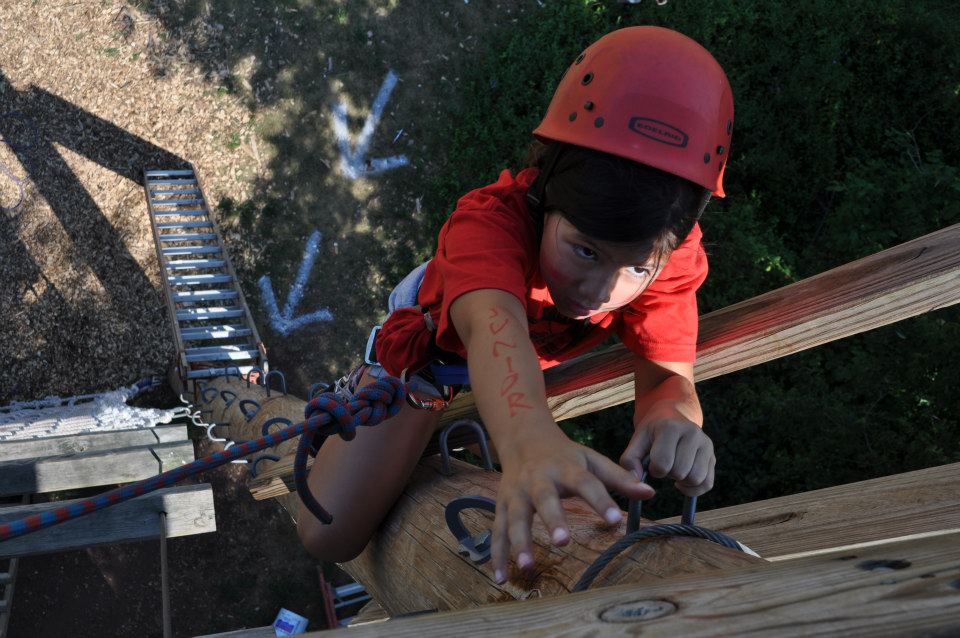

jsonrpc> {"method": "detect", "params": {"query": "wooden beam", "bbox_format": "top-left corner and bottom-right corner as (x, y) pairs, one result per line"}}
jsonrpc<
(441, 223), (960, 424)
(0, 440), (195, 496)
(0, 424), (187, 462)
(658, 462), (960, 561)
(0, 484), (216, 558)
(313, 532), (960, 637)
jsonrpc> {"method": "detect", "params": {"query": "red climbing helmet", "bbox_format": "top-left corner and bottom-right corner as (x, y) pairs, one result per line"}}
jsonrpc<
(533, 26), (734, 197)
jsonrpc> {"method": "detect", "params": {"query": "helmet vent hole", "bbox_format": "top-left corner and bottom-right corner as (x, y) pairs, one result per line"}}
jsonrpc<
(703, 153), (711, 164)
(584, 101), (594, 111)
(568, 112), (578, 122)
(594, 117), (604, 128)
(575, 53), (585, 65)
(716, 145), (725, 155)
(581, 72), (594, 85)
(726, 121), (732, 135)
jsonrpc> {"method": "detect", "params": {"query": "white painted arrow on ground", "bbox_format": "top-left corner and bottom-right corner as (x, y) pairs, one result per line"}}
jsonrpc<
(332, 70), (409, 180)
(258, 230), (333, 336)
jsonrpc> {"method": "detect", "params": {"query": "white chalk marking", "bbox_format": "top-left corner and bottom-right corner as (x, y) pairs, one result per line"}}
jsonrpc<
(258, 230), (333, 336)
(332, 70), (409, 180)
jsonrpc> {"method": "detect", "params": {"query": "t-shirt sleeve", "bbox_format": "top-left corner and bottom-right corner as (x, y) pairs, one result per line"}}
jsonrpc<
(428, 171), (539, 355)
(617, 223), (708, 363)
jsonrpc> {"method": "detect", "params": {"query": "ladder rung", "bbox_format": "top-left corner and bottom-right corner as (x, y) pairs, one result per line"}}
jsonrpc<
(156, 221), (213, 230)
(145, 169), (195, 177)
(150, 188), (201, 196)
(152, 198), (205, 207)
(147, 179), (198, 186)
(180, 326), (252, 340)
(153, 210), (209, 218)
(173, 290), (238, 302)
(185, 350), (258, 363)
(165, 259), (226, 270)
(167, 274), (233, 285)
(162, 246), (222, 256)
(177, 307), (245, 320)
(158, 233), (217, 242)
(186, 365), (257, 380)
(186, 344), (257, 356)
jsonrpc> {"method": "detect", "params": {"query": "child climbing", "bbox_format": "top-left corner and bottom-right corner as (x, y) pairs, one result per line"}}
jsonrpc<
(298, 25), (734, 584)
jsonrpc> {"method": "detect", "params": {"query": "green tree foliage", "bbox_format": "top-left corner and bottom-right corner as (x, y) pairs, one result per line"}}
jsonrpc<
(423, 0), (960, 516)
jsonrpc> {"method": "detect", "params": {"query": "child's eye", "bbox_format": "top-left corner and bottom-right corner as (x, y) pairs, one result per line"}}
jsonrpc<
(629, 266), (650, 278)
(572, 244), (596, 260)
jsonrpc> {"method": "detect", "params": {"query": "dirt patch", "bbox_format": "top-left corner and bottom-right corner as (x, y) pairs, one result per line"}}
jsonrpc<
(1, 0), (539, 635)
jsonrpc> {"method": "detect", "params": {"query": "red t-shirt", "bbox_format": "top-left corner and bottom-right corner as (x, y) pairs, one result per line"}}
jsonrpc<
(414, 167), (708, 368)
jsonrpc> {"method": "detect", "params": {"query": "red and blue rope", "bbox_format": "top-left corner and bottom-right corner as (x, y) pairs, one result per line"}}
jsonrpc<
(0, 377), (409, 542)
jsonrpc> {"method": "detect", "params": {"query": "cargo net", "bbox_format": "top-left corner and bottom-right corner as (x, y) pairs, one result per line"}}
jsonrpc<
(0, 377), (190, 441)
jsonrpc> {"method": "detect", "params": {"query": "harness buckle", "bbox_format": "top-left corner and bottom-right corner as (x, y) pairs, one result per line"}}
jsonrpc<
(364, 325), (381, 365)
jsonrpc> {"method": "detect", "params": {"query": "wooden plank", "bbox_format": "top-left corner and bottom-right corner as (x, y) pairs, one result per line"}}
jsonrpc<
(326, 532), (960, 637)
(0, 424), (187, 462)
(0, 440), (195, 496)
(0, 484), (216, 558)
(441, 223), (960, 424)
(658, 462), (960, 561)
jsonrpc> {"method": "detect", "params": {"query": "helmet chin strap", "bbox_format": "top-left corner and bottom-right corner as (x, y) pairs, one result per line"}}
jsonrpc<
(526, 142), (566, 214)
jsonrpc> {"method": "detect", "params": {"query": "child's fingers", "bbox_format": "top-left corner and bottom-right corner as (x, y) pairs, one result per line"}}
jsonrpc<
(507, 497), (536, 571)
(676, 453), (716, 497)
(530, 482), (570, 546)
(491, 499), (511, 583)
(648, 426), (681, 478)
(678, 443), (712, 488)
(588, 451), (656, 500)
(568, 472), (623, 526)
(618, 427), (653, 475)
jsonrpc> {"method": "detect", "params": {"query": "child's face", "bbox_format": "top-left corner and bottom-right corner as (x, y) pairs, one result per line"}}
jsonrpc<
(539, 212), (666, 320)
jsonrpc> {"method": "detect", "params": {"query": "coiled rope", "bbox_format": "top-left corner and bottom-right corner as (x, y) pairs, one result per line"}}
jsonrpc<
(0, 377), (410, 542)
(571, 523), (756, 592)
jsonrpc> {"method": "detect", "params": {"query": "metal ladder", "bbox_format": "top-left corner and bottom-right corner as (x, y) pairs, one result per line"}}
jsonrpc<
(143, 167), (267, 393)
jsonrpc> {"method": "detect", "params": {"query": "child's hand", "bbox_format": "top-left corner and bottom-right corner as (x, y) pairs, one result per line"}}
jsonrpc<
(620, 404), (715, 497)
(490, 428), (654, 583)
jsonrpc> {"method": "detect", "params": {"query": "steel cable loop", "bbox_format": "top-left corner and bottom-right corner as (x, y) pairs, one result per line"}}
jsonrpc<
(0, 377), (411, 542)
(571, 524), (748, 592)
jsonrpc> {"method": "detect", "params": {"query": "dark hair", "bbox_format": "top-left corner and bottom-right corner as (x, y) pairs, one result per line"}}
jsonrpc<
(526, 141), (710, 260)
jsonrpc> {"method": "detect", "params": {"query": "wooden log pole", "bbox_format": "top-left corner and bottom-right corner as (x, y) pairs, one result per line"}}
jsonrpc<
(344, 456), (763, 615)
(200, 377), (763, 614)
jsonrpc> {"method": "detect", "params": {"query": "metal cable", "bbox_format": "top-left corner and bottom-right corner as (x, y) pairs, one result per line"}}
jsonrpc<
(571, 523), (749, 592)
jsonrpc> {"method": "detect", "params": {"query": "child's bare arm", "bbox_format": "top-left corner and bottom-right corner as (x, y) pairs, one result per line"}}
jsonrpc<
(621, 358), (715, 497)
(449, 288), (653, 582)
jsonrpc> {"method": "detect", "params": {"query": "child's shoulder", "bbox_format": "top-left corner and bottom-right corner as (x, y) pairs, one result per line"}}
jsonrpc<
(451, 167), (540, 220)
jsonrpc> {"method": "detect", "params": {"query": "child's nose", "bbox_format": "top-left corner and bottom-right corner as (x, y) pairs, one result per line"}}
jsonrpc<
(580, 270), (617, 306)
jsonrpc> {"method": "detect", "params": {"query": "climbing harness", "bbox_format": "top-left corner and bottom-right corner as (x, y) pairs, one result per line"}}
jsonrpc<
(0, 377), (414, 542)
